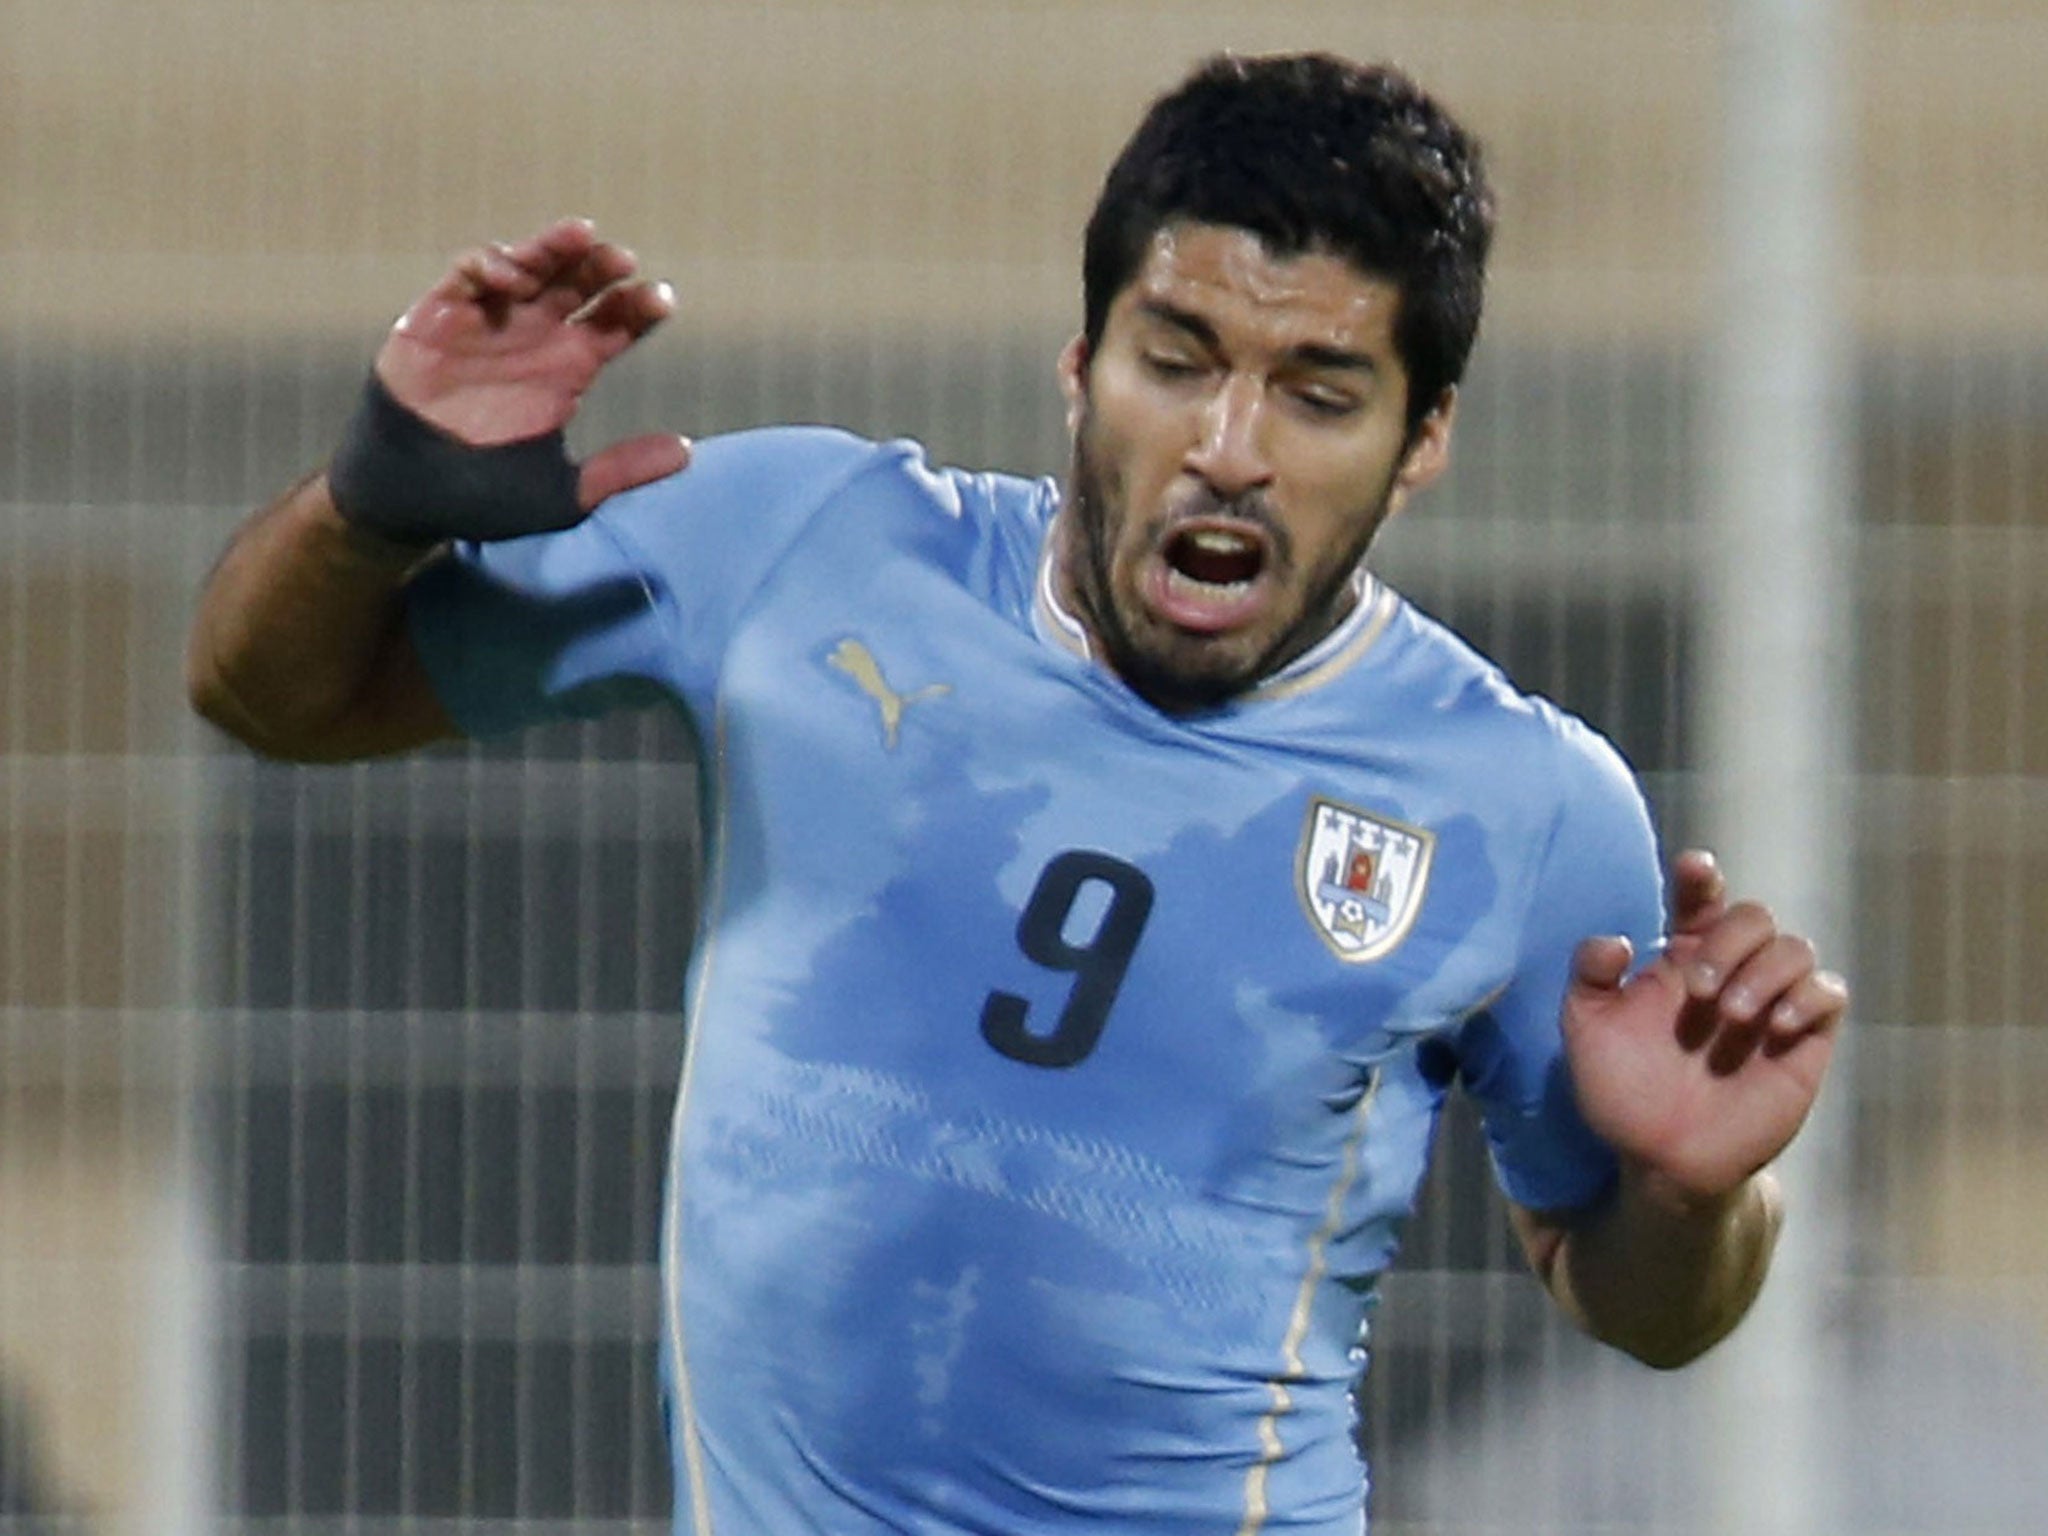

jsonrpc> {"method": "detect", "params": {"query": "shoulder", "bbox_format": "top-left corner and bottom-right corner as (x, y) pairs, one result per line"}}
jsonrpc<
(593, 425), (1046, 556)
(1367, 592), (1657, 897)
(1382, 596), (1639, 796)
(592, 425), (902, 536)
(1501, 693), (1664, 949)
(1528, 692), (1647, 826)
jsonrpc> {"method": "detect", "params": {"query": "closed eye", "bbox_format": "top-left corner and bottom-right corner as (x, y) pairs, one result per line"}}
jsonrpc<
(1291, 386), (1362, 419)
(1143, 351), (1206, 381)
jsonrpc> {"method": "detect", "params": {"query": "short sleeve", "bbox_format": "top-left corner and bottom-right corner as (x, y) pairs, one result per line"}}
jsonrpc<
(405, 425), (888, 738)
(1454, 714), (1667, 1214)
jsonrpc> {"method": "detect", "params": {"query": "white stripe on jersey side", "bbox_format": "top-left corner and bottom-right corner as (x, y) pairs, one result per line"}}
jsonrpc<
(665, 713), (730, 1536)
(1236, 1069), (1383, 1536)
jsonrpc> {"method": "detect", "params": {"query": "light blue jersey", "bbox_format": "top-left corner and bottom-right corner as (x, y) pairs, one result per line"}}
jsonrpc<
(408, 427), (1665, 1535)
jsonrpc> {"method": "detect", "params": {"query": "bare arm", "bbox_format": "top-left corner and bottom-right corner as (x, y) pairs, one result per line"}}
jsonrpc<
(1513, 850), (1846, 1369)
(1511, 1167), (1782, 1370)
(186, 471), (454, 762)
(185, 219), (688, 763)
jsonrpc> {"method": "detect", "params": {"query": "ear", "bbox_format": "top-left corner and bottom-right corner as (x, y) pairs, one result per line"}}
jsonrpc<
(1390, 388), (1458, 506)
(1057, 334), (1090, 433)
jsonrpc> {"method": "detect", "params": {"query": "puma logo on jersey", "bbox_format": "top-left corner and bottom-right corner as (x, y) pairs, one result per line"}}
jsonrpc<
(827, 638), (951, 749)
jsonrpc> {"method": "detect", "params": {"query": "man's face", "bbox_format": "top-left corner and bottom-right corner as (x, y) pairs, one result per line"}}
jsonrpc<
(1057, 222), (1453, 712)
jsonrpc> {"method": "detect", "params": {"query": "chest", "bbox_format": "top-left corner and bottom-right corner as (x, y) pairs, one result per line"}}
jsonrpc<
(705, 533), (1530, 1104)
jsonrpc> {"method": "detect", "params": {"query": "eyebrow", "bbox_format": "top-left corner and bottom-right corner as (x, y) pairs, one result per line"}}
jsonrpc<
(1136, 298), (1379, 375)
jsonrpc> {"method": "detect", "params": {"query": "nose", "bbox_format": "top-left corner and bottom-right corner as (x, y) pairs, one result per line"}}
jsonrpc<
(1185, 375), (1272, 498)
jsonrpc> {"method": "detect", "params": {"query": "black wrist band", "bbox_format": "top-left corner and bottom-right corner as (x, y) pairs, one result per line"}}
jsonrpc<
(327, 371), (584, 545)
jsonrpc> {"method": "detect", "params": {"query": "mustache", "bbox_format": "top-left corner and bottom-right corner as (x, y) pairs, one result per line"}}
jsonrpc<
(1162, 483), (1275, 529)
(1157, 484), (1291, 570)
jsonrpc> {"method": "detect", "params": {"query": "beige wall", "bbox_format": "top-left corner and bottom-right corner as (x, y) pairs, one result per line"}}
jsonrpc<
(2, 0), (2044, 345)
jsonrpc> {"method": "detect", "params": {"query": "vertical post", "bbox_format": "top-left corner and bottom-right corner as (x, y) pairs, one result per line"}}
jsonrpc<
(161, 677), (215, 1536)
(1699, 1), (1855, 1532)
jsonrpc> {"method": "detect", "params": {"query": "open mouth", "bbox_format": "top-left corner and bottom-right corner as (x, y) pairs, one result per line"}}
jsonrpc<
(1165, 522), (1267, 590)
(1148, 520), (1273, 632)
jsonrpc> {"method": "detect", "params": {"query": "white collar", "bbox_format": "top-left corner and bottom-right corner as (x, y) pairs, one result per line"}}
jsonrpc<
(1032, 517), (1395, 705)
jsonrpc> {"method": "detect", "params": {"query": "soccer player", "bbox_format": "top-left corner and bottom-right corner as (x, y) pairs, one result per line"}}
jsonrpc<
(188, 52), (1848, 1536)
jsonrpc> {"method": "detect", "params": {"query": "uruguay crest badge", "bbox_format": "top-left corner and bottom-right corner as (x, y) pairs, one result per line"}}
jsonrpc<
(1297, 797), (1435, 962)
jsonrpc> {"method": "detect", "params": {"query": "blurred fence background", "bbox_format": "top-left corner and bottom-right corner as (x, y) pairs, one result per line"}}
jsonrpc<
(3, 2), (2045, 1532)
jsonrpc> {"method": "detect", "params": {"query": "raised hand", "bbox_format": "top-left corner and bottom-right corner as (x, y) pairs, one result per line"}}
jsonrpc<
(381, 220), (667, 439)
(1560, 850), (1848, 1204)
(330, 218), (690, 544)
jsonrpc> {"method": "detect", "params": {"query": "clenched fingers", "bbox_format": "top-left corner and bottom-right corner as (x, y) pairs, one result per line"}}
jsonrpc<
(1762, 966), (1849, 1049)
(441, 242), (540, 304)
(571, 279), (676, 359)
(509, 221), (640, 309)
(1678, 913), (1847, 1073)
(1679, 899), (1780, 1005)
(436, 220), (642, 314)
(1712, 930), (1819, 1025)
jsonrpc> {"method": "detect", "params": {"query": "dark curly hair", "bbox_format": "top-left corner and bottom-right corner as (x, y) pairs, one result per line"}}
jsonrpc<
(1082, 52), (1495, 437)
